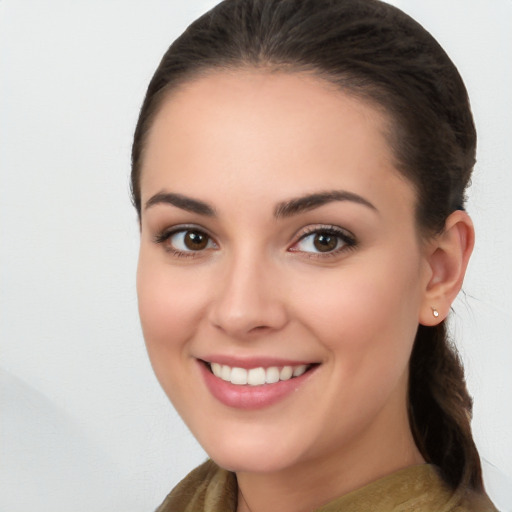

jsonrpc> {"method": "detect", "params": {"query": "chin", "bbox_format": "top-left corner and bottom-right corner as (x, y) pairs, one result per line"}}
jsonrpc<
(197, 427), (310, 474)
(210, 449), (298, 474)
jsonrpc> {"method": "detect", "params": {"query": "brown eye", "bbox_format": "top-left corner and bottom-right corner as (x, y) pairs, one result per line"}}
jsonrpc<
(313, 233), (338, 252)
(165, 229), (216, 253)
(184, 231), (209, 250)
(291, 227), (356, 256)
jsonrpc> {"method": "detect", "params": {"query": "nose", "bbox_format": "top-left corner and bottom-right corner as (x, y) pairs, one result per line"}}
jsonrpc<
(208, 250), (289, 339)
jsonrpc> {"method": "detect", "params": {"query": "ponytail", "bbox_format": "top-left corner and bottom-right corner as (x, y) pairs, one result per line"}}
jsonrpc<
(408, 323), (483, 491)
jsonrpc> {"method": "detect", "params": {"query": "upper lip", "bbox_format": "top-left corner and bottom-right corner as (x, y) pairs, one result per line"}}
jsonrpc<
(199, 355), (317, 369)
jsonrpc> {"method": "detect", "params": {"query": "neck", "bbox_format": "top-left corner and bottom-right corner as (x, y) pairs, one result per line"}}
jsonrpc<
(236, 387), (424, 512)
(237, 448), (424, 512)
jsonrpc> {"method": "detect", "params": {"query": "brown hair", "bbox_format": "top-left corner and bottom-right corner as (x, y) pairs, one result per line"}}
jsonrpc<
(131, 0), (482, 492)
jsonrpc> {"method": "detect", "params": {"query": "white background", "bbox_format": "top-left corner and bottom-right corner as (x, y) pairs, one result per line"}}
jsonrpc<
(1, 1), (511, 511)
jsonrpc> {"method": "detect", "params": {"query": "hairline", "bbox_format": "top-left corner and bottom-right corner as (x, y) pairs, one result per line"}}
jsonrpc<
(134, 62), (432, 240)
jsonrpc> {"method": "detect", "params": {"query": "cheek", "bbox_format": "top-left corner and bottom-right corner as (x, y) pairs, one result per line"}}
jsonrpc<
(293, 252), (422, 369)
(136, 254), (215, 412)
(136, 254), (209, 359)
(292, 257), (422, 437)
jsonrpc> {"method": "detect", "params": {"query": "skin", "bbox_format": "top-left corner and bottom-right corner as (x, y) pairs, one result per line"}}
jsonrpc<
(136, 70), (474, 512)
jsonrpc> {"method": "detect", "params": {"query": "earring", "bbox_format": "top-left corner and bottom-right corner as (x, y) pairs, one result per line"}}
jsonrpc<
(431, 307), (440, 318)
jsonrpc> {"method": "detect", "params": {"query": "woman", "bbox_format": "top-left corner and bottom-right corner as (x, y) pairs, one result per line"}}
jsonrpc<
(132, 0), (498, 510)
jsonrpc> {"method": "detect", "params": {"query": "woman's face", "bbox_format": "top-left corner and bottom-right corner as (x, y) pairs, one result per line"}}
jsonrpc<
(137, 71), (431, 476)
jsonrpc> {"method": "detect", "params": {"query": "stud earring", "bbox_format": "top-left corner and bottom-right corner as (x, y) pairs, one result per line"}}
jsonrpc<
(431, 307), (440, 318)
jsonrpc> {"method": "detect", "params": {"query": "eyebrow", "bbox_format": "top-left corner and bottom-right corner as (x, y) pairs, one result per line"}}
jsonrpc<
(144, 189), (377, 218)
(274, 190), (378, 218)
(145, 192), (215, 216)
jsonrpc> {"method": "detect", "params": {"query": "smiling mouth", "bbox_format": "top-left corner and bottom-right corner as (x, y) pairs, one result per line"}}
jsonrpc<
(204, 361), (315, 386)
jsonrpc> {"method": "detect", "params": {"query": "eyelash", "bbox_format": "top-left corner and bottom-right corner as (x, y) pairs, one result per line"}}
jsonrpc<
(153, 225), (217, 259)
(290, 225), (357, 259)
(153, 224), (357, 259)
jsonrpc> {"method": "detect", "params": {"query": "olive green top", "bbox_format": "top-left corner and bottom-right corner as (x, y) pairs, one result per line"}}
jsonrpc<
(156, 459), (498, 512)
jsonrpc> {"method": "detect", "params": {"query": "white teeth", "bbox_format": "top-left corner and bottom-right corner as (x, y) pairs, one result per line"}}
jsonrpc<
(221, 365), (231, 381)
(209, 362), (312, 386)
(265, 367), (280, 384)
(293, 365), (307, 377)
(230, 367), (247, 385)
(280, 366), (293, 381)
(247, 367), (266, 386)
(211, 362), (222, 377)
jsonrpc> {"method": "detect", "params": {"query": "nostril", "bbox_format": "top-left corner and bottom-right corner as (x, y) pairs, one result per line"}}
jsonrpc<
(249, 325), (271, 333)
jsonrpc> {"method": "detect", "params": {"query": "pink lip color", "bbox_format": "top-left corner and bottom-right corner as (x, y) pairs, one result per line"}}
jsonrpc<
(198, 360), (317, 410)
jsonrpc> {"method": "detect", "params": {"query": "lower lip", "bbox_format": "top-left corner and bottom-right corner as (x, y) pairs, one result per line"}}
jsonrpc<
(198, 361), (317, 410)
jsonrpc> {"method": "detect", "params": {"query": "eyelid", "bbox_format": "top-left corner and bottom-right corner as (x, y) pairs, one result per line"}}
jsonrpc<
(289, 224), (357, 256)
(153, 224), (218, 256)
(152, 223), (356, 259)
(292, 224), (356, 243)
(153, 223), (213, 241)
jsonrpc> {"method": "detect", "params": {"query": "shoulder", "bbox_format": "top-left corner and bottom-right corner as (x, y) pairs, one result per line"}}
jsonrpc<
(155, 459), (237, 512)
(316, 465), (498, 512)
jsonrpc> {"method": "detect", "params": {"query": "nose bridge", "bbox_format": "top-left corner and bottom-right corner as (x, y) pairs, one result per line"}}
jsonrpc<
(208, 243), (287, 337)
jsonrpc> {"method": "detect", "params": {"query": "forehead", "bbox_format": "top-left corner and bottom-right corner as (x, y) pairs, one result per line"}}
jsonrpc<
(140, 70), (414, 214)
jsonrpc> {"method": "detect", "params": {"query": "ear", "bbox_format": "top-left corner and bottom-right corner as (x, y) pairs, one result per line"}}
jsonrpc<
(419, 210), (475, 326)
